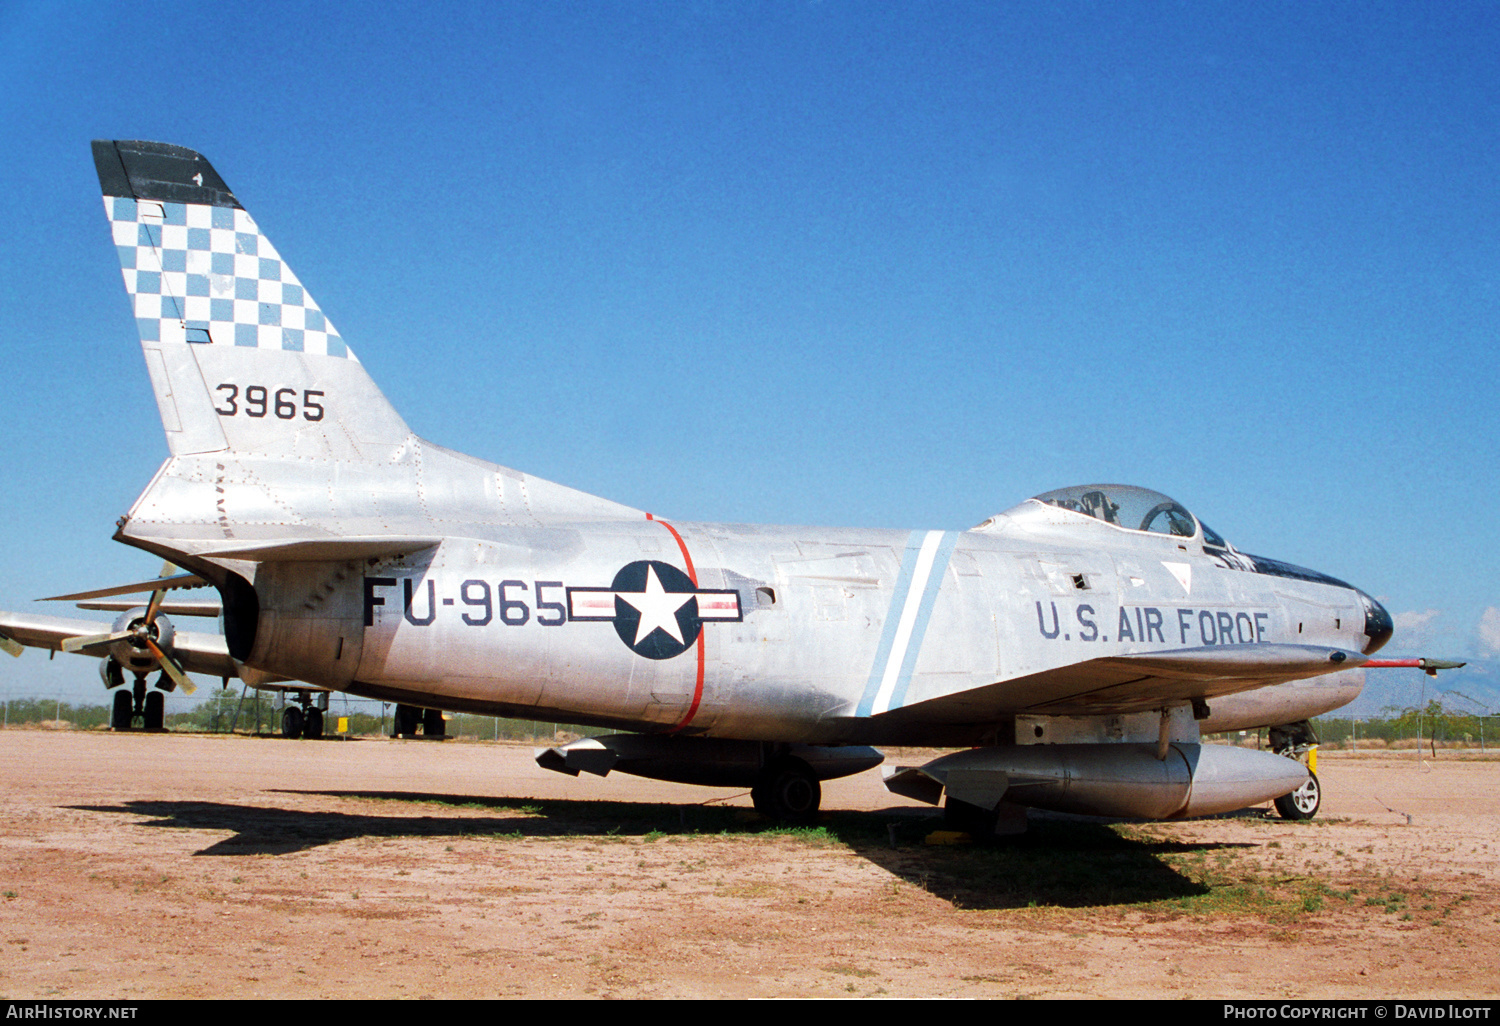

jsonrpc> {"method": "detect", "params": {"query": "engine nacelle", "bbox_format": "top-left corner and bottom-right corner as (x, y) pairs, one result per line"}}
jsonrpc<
(536, 734), (884, 787)
(98, 655), (125, 689)
(885, 742), (1308, 820)
(105, 607), (175, 676)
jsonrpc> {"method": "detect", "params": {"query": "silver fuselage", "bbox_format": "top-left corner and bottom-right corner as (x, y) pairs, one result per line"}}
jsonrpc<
(120, 439), (1369, 748)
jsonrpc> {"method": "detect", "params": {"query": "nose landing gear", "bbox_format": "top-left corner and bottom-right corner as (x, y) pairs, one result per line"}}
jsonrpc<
(104, 660), (172, 732)
(1274, 771), (1321, 820)
(1269, 719), (1321, 820)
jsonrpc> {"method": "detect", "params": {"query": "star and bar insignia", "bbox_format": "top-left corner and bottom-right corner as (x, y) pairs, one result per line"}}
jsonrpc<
(567, 560), (742, 659)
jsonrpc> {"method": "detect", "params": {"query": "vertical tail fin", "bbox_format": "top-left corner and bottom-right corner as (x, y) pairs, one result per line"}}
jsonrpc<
(92, 140), (409, 460)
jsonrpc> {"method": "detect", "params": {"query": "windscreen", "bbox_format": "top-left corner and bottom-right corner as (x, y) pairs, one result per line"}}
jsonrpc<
(1031, 484), (1199, 538)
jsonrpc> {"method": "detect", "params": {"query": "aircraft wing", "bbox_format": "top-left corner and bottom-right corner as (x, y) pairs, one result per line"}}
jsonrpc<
(0, 610), (238, 679)
(75, 600), (222, 617)
(884, 643), (1366, 724)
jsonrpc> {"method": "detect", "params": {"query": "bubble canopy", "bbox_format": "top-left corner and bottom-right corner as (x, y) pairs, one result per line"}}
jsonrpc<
(1026, 484), (1223, 542)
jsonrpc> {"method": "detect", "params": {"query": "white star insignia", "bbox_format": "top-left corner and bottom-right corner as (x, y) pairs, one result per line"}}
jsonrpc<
(618, 565), (693, 645)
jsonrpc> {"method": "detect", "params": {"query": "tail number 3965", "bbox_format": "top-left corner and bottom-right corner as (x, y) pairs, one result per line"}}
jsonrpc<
(214, 384), (325, 421)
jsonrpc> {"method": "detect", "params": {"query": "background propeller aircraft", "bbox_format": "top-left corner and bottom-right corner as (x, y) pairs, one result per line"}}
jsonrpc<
(0, 560), (346, 735)
(0, 141), (1436, 831)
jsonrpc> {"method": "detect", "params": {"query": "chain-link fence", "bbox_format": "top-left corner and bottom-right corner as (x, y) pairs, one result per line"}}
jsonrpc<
(0, 689), (589, 743)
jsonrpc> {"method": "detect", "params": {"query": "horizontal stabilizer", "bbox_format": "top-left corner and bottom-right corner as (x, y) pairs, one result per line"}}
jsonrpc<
(187, 537), (442, 562)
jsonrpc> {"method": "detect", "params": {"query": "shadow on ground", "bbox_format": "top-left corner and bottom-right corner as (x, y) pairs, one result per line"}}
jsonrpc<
(66, 791), (1263, 909)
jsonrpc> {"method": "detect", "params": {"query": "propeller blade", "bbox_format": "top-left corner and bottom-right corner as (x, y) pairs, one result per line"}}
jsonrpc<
(61, 630), (132, 654)
(144, 587), (166, 624)
(145, 639), (196, 696)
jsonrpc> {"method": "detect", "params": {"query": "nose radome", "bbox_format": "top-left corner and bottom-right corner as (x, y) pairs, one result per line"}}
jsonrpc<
(1358, 590), (1393, 655)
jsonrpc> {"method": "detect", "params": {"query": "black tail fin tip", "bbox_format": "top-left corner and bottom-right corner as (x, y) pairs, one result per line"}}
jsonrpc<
(92, 139), (240, 209)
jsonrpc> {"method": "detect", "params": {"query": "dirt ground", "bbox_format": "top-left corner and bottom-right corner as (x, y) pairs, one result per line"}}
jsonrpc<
(0, 729), (1495, 1000)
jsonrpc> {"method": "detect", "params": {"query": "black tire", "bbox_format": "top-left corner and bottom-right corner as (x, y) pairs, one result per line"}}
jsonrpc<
(393, 704), (419, 737)
(304, 707), (324, 740)
(111, 690), (133, 731)
(1274, 770), (1320, 821)
(752, 759), (821, 824)
(422, 708), (445, 738)
(281, 705), (304, 739)
(143, 691), (165, 731)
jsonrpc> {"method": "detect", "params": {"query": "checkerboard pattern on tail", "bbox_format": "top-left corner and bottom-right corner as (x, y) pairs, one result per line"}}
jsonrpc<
(103, 193), (352, 360)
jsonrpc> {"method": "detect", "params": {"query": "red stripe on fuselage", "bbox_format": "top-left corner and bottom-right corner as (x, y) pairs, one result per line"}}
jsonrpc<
(647, 513), (705, 731)
(646, 513), (698, 585)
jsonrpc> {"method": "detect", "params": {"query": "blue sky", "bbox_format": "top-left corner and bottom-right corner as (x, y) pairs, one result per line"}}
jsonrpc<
(0, 1), (1496, 715)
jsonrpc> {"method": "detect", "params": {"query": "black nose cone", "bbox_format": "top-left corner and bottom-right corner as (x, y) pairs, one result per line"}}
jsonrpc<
(1358, 590), (1393, 655)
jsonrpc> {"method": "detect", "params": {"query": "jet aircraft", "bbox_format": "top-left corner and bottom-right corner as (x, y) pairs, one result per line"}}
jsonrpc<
(0, 140), (1421, 831)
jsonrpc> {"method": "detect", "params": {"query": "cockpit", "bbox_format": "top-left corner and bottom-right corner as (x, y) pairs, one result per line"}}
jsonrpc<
(980, 484), (1231, 548)
(1035, 484), (1198, 537)
(973, 482), (1389, 651)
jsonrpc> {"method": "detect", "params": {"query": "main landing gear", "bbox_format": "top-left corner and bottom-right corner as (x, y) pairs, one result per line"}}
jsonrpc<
(278, 691), (330, 739)
(1270, 719), (1321, 820)
(750, 755), (821, 824)
(391, 703), (447, 739)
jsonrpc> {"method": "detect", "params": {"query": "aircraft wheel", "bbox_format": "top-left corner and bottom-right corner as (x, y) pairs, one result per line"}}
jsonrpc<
(751, 759), (821, 824)
(393, 704), (420, 737)
(143, 691), (165, 731)
(1274, 771), (1320, 821)
(111, 690), (133, 731)
(304, 707), (324, 740)
(422, 708), (445, 738)
(281, 705), (304, 739)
